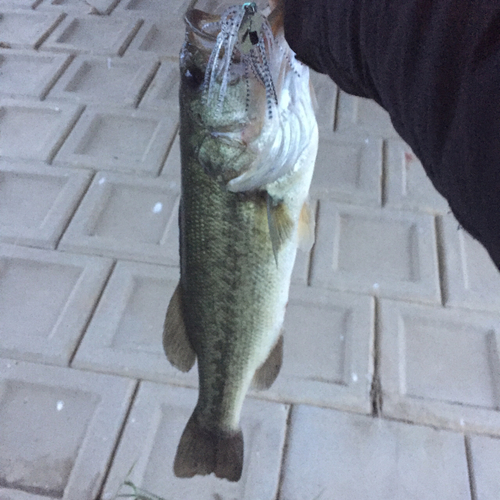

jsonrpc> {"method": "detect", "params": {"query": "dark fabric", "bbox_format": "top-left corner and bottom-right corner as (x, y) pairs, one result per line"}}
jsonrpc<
(284, 0), (500, 269)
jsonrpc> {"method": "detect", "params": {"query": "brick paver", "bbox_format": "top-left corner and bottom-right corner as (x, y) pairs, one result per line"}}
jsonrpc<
(0, 160), (91, 248)
(41, 14), (142, 55)
(0, 359), (135, 500)
(310, 201), (441, 303)
(1, 0), (499, 498)
(59, 171), (179, 263)
(0, 99), (82, 161)
(54, 106), (177, 172)
(0, 10), (64, 49)
(379, 299), (500, 436)
(0, 244), (112, 364)
(281, 405), (471, 500)
(0, 49), (71, 99)
(48, 55), (160, 107)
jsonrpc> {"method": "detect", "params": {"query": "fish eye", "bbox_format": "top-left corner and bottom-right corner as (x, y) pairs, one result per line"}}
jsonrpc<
(183, 66), (205, 89)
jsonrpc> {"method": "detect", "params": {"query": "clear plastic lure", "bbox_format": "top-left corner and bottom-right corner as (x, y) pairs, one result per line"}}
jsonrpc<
(203, 2), (278, 118)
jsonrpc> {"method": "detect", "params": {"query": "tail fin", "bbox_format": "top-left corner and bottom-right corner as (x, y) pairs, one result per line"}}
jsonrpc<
(174, 411), (244, 482)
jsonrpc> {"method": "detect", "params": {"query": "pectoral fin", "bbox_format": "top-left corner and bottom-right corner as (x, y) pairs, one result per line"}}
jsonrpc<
(252, 334), (283, 390)
(163, 283), (196, 372)
(267, 195), (294, 265)
(297, 200), (315, 252)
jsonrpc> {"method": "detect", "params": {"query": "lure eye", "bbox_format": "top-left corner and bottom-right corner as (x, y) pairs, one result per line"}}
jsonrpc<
(183, 66), (205, 89)
(249, 30), (259, 45)
(243, 2), (257, 14)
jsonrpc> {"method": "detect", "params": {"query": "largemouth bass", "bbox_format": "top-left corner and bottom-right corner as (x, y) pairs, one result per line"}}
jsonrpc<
(163, 1), (318, 482)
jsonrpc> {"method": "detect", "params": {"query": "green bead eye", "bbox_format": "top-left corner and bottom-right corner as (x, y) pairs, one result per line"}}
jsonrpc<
(243, 2), (257, 14)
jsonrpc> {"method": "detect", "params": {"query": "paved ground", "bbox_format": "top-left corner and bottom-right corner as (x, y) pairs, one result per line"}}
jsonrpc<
(1, 0), (500, 499)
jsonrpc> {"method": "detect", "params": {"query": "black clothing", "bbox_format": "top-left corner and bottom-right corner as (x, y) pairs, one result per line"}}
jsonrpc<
(284, 0), (500, 269)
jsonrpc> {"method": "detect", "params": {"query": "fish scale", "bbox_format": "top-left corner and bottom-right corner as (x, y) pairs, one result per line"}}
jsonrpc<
(163, 1), (318, 482)
(180, 145), (280, 428)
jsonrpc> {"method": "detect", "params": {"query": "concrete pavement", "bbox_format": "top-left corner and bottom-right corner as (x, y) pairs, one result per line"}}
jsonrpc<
(1, 0), (500, 498)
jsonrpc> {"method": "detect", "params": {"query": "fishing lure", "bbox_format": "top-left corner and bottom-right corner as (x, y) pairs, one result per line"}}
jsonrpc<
(203, 2), (278, 117)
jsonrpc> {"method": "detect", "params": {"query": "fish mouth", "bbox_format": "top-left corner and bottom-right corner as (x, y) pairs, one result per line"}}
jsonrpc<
(181, 3), (317, 193)
(183, 3), (283, 120)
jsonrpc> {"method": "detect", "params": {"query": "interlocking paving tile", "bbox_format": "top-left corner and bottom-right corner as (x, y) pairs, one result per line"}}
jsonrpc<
(73, 261), (199, 387)
(0, 99), (82, 161)
(139, 59), (179, 112)
(281, 405), (470, 500)
(48, 55), (159, 107)
(125, 19), (186, 60)
(59, 172), (179, 264)
(310, 132), (382, 206)
(0, 49), (70, 100)
(310, 201), (441, 303)
(468, 434), (500, 500)
(0, 359), (135, 500)
(41, 14), (142, 56)
(385, 139), (449, 213)
(37, 0), (119, 15)
(336, 90), (400, 138)
(441, 215), (500, 313)
(0, 160), (91, 248)
(310, 70), (337, 131)
(0, 10), (63, 49)
(54, 106), (177, 173)
(249, 285), (374, 412)
(0, 244), (113, 364)
(379, 299), (500, 436)
(101, 383), (287, 500)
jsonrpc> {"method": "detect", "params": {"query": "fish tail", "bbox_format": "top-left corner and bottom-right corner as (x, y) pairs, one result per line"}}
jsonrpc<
(174, 409), (244, 482)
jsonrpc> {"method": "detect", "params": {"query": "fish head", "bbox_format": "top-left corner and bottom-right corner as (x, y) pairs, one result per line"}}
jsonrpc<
(179, 2), (317, 190)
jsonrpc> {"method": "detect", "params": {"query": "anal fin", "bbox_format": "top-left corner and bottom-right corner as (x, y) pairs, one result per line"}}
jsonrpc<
(163, 282), (196, 372)
(252, 333), (283, 390)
